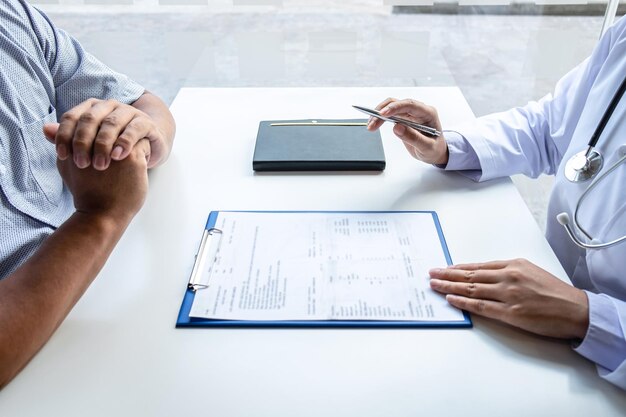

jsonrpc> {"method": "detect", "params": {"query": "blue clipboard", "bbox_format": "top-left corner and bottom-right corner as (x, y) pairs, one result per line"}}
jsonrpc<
(176, 211), (472, 328)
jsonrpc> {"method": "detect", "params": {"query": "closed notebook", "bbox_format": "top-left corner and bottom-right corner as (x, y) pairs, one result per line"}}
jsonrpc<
(252, 119), (386, 171)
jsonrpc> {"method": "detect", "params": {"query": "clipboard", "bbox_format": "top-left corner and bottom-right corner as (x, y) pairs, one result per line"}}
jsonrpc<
(176, 211), (472, 328)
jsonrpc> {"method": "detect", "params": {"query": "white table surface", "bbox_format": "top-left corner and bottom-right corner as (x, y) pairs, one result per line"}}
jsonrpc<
(1, 87), (624, 416)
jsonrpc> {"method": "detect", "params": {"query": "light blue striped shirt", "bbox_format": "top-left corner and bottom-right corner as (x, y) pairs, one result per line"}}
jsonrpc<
(0, 0), (144, 279)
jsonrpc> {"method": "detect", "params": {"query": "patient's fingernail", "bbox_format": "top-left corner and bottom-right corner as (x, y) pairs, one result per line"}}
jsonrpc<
(111, 145), (124, 160)
(395, 124), (406, 135)
(94, 155), (106, 170)
(56, 144), (68, 160)
(75, 152), (89, 169)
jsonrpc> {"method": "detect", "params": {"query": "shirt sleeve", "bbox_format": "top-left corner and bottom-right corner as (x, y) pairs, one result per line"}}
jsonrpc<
(25, 2), (145, 116)
(575, 292), (626, 390)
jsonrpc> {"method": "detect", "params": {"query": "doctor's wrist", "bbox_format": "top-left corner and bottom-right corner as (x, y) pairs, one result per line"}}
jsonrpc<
(569, 289), (590, 341)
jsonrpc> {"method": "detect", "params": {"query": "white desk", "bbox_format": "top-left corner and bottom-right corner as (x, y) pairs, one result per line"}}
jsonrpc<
(1, 87), (624, 416)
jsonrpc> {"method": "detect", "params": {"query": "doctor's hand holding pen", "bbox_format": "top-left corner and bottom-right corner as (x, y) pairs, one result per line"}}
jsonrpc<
(367, 97), (590, 341)
(366, 98), (449, 165)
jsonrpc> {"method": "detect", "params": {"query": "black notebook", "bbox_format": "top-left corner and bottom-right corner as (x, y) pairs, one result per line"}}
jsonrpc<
(252, 119), (386, 171)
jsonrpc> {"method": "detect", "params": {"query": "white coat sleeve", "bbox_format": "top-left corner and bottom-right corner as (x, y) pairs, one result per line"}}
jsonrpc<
(447, 21), (619, 182)
(575, 292), (626, 390)
(443, 18), (626, 390)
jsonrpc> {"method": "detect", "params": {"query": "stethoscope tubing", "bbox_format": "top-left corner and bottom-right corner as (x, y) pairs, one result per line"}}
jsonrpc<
(588, 75), (626, 148)
(559, 73), (626, 249)
(563, 153), (626, 249)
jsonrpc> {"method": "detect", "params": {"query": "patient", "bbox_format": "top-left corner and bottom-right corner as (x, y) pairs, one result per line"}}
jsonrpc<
(0, 0), (175, 388)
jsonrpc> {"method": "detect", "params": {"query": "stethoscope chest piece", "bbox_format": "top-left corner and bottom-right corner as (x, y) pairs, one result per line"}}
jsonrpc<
(564, 148), (603, 182)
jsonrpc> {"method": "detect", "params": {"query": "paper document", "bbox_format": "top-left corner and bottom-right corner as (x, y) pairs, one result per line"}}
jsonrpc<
(189, 211), (464, 322)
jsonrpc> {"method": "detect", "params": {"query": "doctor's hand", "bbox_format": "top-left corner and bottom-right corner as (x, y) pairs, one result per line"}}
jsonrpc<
(43, 96), (170, 171)
(367, 97), (448, 165)
(429, 259), (590, 340)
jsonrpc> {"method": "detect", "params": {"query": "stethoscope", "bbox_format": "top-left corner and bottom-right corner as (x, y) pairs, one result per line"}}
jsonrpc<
(557, 74), (626, 249)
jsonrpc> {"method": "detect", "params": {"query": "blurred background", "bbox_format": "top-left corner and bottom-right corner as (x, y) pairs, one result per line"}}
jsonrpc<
(34, 0), (624, 231)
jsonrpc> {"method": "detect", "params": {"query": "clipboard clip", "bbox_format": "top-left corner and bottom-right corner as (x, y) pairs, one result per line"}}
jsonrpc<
(188, 227), (223, 291)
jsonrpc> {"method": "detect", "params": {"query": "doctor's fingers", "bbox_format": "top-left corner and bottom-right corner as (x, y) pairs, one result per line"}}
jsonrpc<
(374, 97), (398, 111)
(430, 279), (505, 302)
(444, 295), (504, 320)
(367, 97), (398, 131)
(448, 260), (511, 271)
(380, 99), (439, 124)
(429, 266), (502, 284)
(395, 124), (447, 164)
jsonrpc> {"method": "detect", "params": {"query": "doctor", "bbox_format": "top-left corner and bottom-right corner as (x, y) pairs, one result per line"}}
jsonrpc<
(368, 17), (626, 389)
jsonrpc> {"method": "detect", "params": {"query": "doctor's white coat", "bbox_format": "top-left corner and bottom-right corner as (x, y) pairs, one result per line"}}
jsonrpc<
(445, 17), (626, 390)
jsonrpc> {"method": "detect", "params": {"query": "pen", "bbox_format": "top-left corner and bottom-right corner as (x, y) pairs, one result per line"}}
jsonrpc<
(352, 105), (441, 138)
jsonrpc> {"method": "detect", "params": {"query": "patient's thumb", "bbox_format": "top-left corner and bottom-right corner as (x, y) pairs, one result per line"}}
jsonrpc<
(43, 123), (60, 143)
